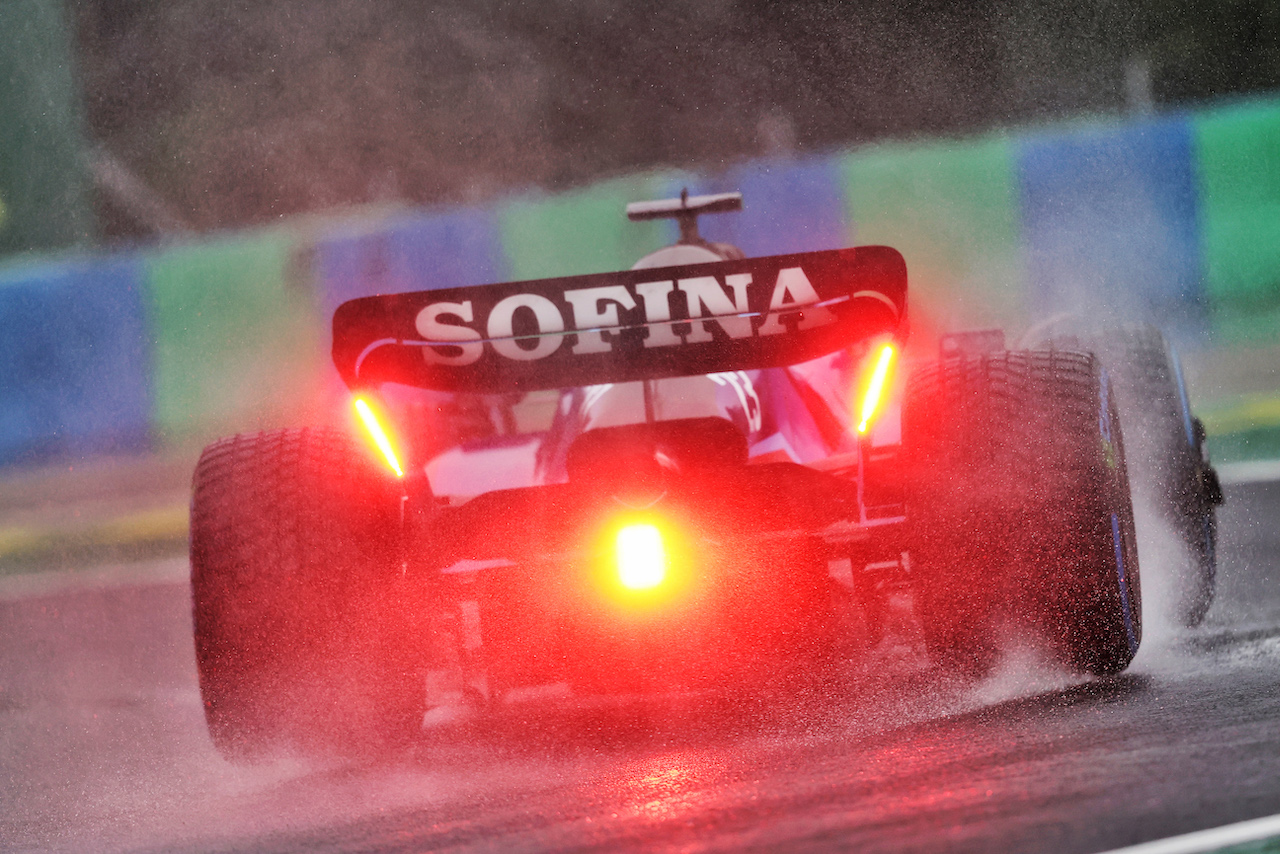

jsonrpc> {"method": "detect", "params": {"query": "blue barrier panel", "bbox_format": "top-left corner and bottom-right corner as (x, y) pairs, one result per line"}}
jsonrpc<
(315, 207), (506, 315)
(0, 254), (151, 465)
(687, 155), (851, 257)
(1016, 116), (1205, 338)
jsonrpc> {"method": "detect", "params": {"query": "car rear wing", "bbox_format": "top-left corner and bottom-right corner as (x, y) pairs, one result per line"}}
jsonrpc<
(332, 246), (907, 394)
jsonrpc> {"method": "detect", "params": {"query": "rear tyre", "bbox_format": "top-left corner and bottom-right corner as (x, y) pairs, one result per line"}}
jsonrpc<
(905, 350), (1142, 678)
(191, 428), (423, 762)
(1050, 324), (1220, 627)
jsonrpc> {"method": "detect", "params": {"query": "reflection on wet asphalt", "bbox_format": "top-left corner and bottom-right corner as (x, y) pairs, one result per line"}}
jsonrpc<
(1, 482), (1278, 853)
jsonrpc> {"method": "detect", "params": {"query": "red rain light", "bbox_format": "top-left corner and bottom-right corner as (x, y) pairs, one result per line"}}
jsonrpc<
(616, 524), (667, 590)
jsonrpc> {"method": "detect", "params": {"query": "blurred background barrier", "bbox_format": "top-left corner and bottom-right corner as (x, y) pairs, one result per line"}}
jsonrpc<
(496, 174), (674, 280)
(143, 229), (322, 445)
(0, 254), (150, 467)
(694, 156), (851, 259)
(1193, 101), (1280, 345)
(315, 207), (507, 313)
(838, 133), (1026, 346)
(1017, 114), (1206, 339)
(0, 96), (1277, 470)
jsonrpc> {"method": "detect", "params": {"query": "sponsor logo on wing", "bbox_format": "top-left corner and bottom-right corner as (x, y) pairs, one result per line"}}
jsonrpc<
(413, 267), (847, 365)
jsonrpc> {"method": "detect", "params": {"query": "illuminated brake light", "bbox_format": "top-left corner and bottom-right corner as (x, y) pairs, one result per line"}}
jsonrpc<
(616, 524), (667, 590)
(354, 397), (404, 478)
(857, 344), (896, 434)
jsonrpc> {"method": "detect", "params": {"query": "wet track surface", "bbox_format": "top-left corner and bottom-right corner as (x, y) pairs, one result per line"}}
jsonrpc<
(2, 480), (1278, 853)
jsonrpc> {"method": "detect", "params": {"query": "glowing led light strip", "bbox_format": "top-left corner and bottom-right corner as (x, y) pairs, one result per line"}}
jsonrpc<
(354, 397), (404, 478)
(857, 344), (896, 434)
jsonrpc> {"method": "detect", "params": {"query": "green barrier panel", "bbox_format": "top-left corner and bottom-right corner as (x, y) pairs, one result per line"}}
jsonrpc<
(839, 134), (1025, 345)
(1207, 426), (1280, 464)
(145, 230), (322, 442)
(498, 174), (675, 280)
(1193, 99), (1280, 344)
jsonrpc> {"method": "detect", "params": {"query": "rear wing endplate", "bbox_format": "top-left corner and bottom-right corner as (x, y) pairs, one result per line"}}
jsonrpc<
(333, 246), (907, 393)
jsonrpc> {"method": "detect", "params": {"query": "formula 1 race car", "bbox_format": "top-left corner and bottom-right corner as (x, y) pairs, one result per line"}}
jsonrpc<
(189, 192), (1214, 761)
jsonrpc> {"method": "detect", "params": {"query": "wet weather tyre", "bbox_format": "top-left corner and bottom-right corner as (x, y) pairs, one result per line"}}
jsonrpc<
(1052, 324), (1220, 627)
(190, 428), (422, 762)
(905, 350), (1142, 677)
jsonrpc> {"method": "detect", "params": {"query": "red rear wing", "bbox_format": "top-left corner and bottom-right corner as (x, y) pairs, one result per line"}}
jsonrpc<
(332, 246), (907, 393)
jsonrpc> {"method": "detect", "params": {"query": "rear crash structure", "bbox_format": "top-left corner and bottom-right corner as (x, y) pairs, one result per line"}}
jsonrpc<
(189, 191), (1212, 761)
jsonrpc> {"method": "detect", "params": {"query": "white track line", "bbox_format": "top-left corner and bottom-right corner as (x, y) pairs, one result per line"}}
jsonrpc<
(1096, 813), (1280, 854)
(1216, 458), (1280, 485)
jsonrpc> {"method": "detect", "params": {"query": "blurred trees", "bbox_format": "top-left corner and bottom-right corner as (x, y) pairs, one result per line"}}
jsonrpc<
(1, 0), (95, 254)
(70, 0), (1280, 238)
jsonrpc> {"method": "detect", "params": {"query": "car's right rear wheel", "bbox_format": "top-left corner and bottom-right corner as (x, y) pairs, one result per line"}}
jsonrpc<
(905, 350), (1142, 678)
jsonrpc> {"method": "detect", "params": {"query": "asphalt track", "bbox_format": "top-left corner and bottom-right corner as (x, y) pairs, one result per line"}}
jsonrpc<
(2, 477), (1278, 853)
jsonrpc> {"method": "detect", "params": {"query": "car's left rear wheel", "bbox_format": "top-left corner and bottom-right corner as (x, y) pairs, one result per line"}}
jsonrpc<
(191, 428), (424, 762)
